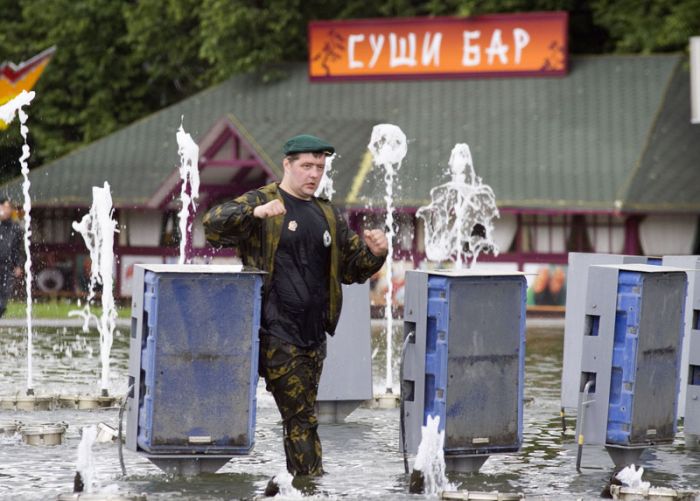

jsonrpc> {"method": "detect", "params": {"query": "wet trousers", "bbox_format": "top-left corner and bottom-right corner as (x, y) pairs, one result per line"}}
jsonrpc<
(259, 333), (326, 476)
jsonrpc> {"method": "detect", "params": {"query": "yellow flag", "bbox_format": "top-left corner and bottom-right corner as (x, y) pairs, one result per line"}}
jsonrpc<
(0, 47), (55, 129)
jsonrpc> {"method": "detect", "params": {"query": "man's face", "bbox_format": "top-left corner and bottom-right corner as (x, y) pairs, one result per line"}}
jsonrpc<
(0, 202), (11, 221)
(282, 152), (326, 199)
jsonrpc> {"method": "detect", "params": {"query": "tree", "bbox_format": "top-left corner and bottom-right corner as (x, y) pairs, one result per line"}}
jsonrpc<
(123, 0), (214, 105)
(1, 0), (699, 180)
(1, 0), (214, 174)
(591, 0), (700, 53)
(0, 1), (149, 170)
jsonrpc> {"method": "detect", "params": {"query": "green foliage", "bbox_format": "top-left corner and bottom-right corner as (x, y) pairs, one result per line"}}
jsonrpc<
(591, 0), (700, 53)
(1, 0), (215, 172)
(2, 0), (155, 167)
(124, 0), (213, 104)
(1, 0), (698, 178)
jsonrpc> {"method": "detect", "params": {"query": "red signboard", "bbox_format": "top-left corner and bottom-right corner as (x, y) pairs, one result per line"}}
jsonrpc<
(309, 12), (568, 80)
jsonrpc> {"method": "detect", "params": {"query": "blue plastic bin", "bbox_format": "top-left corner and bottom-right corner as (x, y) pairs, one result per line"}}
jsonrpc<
(136, 270), (262, 454)
(606, 270), (685, 445)
(424, 274), (526, 455)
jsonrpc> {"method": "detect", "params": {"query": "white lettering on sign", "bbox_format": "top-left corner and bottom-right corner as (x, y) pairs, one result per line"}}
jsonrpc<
(486, 29), (508, 65)
(513, 28), (530, 64)
(462, 30), (481, 66)
(463, 28), (532, 66)
(422, 32), (442, 66)
(389, 32), (417, 67)
(348, 34), (365, 69)
(343, 28), (533, 70)
(369, 34), (385, 68)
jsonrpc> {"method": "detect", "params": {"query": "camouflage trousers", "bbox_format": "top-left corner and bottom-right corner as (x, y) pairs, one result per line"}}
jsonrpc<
(259, 334), (326, 476)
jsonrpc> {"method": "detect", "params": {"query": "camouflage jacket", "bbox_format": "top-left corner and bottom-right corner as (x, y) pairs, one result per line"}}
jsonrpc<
(203, 183), (386, 334)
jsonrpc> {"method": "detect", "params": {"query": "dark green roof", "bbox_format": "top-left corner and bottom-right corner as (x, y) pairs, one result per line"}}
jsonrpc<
(621, 64), (700, 211)
(4, 54), (697, 213)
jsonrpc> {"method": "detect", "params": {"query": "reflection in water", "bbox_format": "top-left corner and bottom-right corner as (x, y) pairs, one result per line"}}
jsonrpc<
(0, 326), (698, 500)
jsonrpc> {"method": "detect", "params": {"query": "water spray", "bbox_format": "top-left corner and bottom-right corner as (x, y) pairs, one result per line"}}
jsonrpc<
(176, 119), (200, 264)
(416, 143), (499, 269)
(315, 153), (337, 200)
(368, 124), (407, 395)
(75, 425), (97, 493)
(0, 90), (36, 396)
(70, 183), (118, 396)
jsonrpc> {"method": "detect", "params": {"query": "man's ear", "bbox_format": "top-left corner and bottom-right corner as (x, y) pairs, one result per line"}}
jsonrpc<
(282, 157), (291, 172)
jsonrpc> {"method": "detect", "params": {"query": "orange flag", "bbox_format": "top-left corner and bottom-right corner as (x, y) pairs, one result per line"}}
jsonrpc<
(0, 46), (55, 129)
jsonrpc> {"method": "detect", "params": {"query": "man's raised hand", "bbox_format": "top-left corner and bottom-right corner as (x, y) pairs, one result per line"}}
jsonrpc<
(253, 199), (286, 219)
(363, 229), (388, 257)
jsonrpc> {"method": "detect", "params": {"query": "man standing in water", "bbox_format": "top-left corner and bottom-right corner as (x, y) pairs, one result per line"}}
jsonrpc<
(203, 134), (387, 492)
(0, 197), (23, 318)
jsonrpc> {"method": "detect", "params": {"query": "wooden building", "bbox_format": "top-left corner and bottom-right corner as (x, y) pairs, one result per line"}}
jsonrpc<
(3, 54), (699, 303)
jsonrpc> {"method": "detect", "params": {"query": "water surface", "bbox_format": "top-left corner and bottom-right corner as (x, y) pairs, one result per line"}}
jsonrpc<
(0, 326), (698, 500)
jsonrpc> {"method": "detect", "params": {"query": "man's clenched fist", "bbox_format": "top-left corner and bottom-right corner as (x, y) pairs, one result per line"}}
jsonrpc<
(363, 229), (388, 257)
(253, 199), (286, 219)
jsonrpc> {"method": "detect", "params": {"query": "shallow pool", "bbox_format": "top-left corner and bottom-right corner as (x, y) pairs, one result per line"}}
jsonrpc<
(0, 326), (698, 500)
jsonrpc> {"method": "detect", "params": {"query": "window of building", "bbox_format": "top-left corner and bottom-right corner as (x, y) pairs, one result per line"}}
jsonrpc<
(517, 213), (624, 255)
(30, 208), (83, 244)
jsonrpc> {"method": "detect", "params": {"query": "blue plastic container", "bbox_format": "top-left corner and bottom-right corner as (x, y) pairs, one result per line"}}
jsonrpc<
(136, 270), (262, 454)
(423, 281), (449, 427)
(606, 270), (685, 445)
(423, 274), (526, 455)
(606, 271), (641, 444)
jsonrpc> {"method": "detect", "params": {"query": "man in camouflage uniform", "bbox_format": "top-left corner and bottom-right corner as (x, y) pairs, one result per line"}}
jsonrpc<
(203, 134), (387, 485)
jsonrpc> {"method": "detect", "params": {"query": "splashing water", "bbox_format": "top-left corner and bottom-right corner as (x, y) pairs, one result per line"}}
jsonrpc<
(416, 143), (499, 269)
(69, 183), (118, 394)
(0, 90), (36, 393)
(413, 415), (456, 495)
(76, 425), (98, 493)
(616, 464), (651, 489)
(368, 124), (407, 393)
(271, 470), (303, 497)
(176, 119), (200, 264)
(314, 153), (336, 200)
(69, 187), (107, 330)
(69, 290), (97, 334)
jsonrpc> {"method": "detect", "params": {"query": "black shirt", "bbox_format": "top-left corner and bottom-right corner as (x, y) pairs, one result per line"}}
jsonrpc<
(261, 188), (331, 348)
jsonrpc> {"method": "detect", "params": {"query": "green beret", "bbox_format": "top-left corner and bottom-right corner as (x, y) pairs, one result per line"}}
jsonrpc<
(283, 134), (335, 156)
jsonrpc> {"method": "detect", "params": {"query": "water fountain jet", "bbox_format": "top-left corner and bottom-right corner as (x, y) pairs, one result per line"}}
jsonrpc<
(315, 152), (336, 200)
(70, 183), (118, 403)
(368, 124), (407, 402)
(409, 415), (453, 495)
(175, 120), (200, 264)
(0, 90), (37, 399)
(416, 143), (499, 269)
